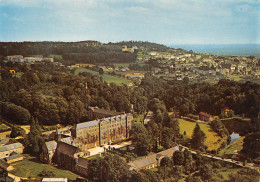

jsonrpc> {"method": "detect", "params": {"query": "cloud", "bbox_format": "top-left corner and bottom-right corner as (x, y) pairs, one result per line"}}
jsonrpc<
(126, 6), (149, 13)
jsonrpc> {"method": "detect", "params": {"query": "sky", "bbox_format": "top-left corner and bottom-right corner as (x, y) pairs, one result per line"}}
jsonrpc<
(0, 0), (259, 44)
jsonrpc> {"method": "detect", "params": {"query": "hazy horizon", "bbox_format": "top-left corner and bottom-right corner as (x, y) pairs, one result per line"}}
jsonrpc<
(0, 0), (259, 44)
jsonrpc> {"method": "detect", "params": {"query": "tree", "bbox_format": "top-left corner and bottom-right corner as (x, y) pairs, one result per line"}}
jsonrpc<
(140, 170), (161, 182)
(38, 169), (55, 177)
(227, 168), (259, 182)
(172, 150), (184, 165)
(199, 164), (214, 181)
(88, 153), (129, 182)
(186, 175), (203, 182)
(183, 149), (193, 173)
(160, 156), (172, 167)
(210, 119), (229, 138)
(159, 157), (172, 180)
(190, 123), (206, 151)
(99, 68), (104, 75)
(242, 131), (260, 158)
(24, 117), (44, 155)
(130, 123), (151, 156)
(10, 125), (25, 138)
(161, 127), (175, 149)
(147, 121), (159, 152)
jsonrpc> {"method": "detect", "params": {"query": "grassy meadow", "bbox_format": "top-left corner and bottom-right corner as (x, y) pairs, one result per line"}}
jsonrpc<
(74, 68), (131, 85)
(218, 136), (244, 157)
(178, 119), (226, 151)
(12, 154), (79, 179)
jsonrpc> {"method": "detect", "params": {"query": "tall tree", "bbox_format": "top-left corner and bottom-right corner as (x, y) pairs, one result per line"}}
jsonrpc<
(24, 117), (44, 155)
(190, 123), (206, 151)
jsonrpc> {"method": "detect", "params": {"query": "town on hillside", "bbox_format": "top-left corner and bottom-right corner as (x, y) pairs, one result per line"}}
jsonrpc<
(0, 41), (259, 182)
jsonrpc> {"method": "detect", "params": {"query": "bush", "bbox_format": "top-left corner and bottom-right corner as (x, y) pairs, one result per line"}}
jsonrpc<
(38, 169), (55, 177)
(10, 125), (26, 138)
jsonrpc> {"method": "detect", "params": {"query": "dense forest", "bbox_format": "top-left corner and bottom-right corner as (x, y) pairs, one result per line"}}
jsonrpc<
(0, 41), (174, 65)
(0, 60), (259, 126)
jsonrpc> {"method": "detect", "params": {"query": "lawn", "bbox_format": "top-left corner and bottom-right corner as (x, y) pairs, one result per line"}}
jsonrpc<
(12, 72), (24, 78)
(49, 54), (62, 59)
(178, 119), (225, 151)
(12, 154), (79, 179)
(233, 76), (243, 82)
(75, 68), (131, 85)
(113, 63), (130, 67)
(216, 168), (241, 180)
(0, 124), (10, 132)
(218, 136), (245, 157)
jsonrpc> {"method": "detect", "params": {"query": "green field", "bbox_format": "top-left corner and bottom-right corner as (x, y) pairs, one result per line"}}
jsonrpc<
(12, 154), (79, 179)
(178, 119), (225, 151)
(218, 136), (244, 157)
(75, 68), (131, 85)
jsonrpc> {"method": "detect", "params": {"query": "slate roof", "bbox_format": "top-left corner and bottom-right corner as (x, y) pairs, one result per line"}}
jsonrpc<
(75, 113), (129, 129)
(128, 153), (157, 169)
(5, 153), (23, 161)
(45, 141), (57, 151)
(156, 146), (179, 160)
(0, 142), (23, 152)
(128, 146), (179, 170)
(60, 137), (72, 145)
(77, 157), (88, 168)
(76, 120), (99, 130)
(56, 142), (81, 156)
(0, 159), (10, 170)
(0, 138), (9, 146)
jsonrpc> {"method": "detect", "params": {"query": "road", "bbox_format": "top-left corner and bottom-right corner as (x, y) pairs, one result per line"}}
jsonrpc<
(180, 145), (260, 174)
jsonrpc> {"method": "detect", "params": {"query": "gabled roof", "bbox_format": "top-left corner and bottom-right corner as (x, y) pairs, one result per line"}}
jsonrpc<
(56, 142), (81, 156)
(0, 142), (23, 152)
(45, 141), (57, 151)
